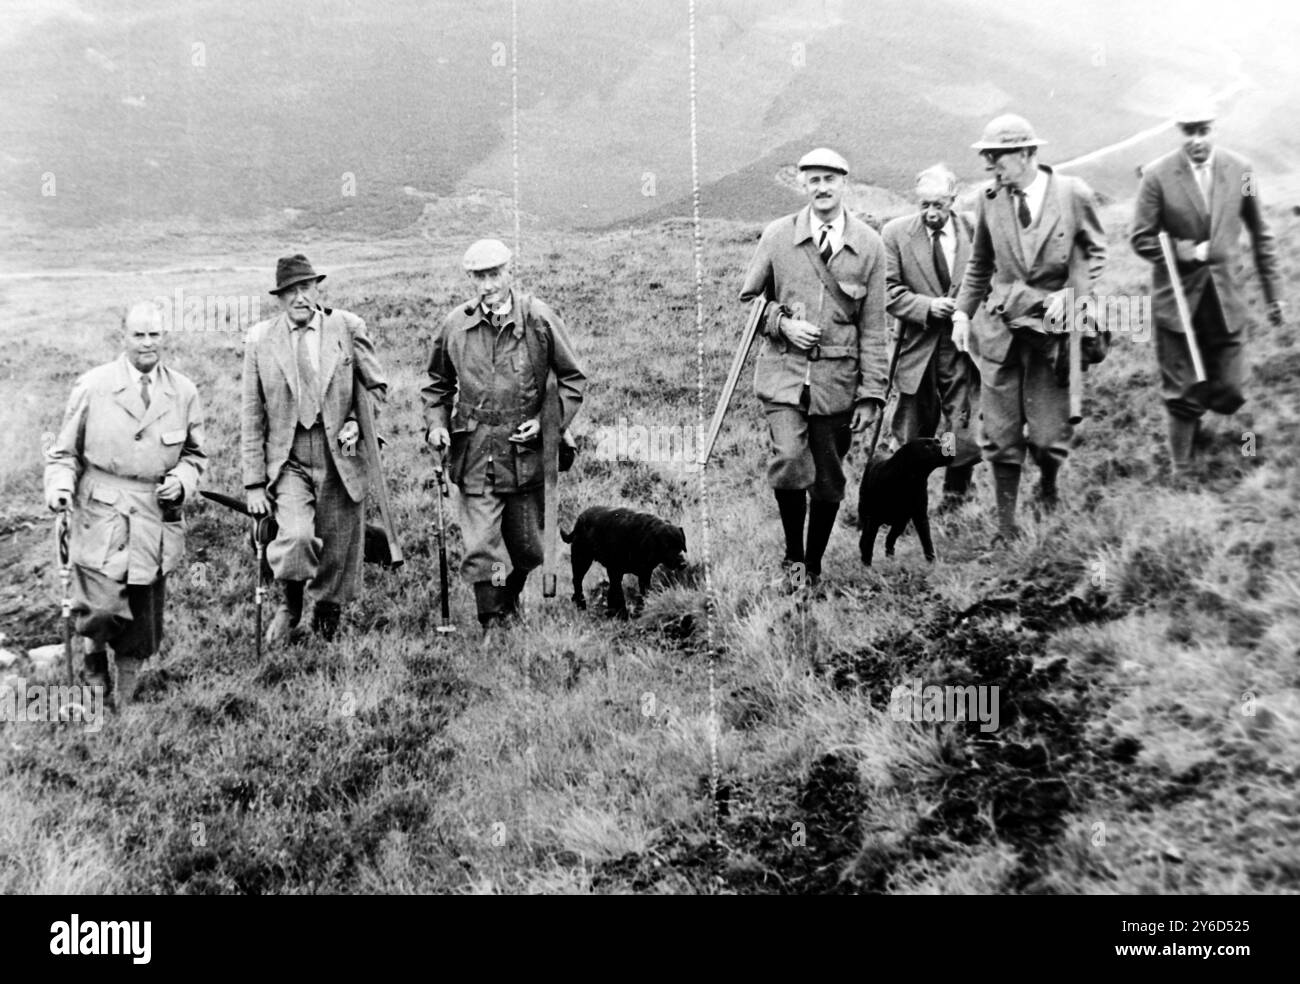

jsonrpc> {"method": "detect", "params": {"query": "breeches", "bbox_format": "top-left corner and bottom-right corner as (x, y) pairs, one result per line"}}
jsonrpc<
(458, 486), (544, 584)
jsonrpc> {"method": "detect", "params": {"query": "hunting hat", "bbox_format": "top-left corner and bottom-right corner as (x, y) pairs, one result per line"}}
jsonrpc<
(462, 238), (512, 272)
(971, 114), (1046, 151)
(1174, 101), (1217, 125)
(270, 254), (325, 295)
(797, 147), (850, 175)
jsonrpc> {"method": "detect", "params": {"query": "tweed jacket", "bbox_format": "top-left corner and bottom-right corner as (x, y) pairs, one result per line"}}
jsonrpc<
(739, 205), (890, 415)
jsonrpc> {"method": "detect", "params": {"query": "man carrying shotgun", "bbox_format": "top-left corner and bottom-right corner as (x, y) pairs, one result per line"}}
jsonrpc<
(242, 254), (389, 644)
(738, 147), (889, 587)
(44, 301), (206, 709)
(1130, 102), (1284, 481)
(422, 239), (586, 633)
(952, 115), (1107, 544)
(881, 164), (982, 509)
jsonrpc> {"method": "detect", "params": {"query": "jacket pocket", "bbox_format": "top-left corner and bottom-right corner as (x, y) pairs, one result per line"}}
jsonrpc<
(72, 486), (128, 576)
(448, 417), (478, 485)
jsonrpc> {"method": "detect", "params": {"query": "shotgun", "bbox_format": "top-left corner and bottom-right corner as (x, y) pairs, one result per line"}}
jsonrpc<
(699, 296), (766, 466)
(541, 371), (561, 598)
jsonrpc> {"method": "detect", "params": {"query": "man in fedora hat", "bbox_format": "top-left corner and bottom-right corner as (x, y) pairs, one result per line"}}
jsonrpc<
(880, 163), (982, 509)
(952, 114), (1106, 543)
(1129, 101), (1283, 481)
(242, 253), (388, 643)
(422, 238), (586, 632)
(44, 301), (207, 709)
(739, 147), (889, 586)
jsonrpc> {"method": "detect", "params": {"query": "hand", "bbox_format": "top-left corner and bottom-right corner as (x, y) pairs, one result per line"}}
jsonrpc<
(1268, 300), (1286, 328)
(929, 297), (956, 319)
(780, 316), (823, 350)
(510, 418), (541, 443)
(951, 314), (971, 354)
(156, 474), (183, 504)
(1194, 241), (1210, 264)
(338, 419), (360, 456)
(1044, 289), (1068, 328)
(427, 427), (451, 451)
(247, 486), (271, 517)
(46, 490), (70, 513)
(850, 400), (881, 434)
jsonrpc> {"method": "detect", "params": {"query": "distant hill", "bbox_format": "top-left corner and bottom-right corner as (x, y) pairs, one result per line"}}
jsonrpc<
(2, 0), (1297, 238)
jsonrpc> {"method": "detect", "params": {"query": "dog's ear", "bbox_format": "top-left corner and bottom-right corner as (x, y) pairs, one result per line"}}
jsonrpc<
(675, 526), (687, 551)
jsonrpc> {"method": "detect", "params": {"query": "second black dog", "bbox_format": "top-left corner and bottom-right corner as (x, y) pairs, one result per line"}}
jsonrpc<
(562, 506), (687, 616)
(858, 437), (951, 565)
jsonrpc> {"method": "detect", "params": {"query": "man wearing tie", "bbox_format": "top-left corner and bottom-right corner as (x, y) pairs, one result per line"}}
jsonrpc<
(44, 301), (207, 709)
(1129, 103), (1283, 480)
(242, 254), (388, 643)
(739, 147), (889, 586)
(952, 115), (1107, 544)
(880, 164), (981, 508)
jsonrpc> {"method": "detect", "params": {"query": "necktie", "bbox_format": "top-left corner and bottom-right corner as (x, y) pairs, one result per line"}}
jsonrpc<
(1013, 188), (1032, 229)
(1197, 164), (1212, 210)
(296, 324), (321, 428)
(140, 373), (151, 410)
(818, 224), (833, 265)
(931, 228), (951, 294)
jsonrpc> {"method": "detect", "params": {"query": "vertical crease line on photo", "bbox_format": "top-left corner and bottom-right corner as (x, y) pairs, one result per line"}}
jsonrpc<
(687, 0), (720, 835)
(511, 0), (522, 275)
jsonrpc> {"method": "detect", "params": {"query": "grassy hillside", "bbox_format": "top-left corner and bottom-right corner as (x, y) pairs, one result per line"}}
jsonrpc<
(2, 204), (1298, 893)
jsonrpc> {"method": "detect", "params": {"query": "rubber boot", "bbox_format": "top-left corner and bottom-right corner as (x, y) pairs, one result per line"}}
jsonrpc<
(502, 568), (529, 619)
(804, 501), (840, 584)
(991, 463), (1021, 544)
(1167, 410), (1198, 482)
(311, 601), (341, 641)
(114, 656), (143, 708)
(939, 463), (975, 512)
(774, 489), (806, 565)
(1036, 455), (1061, 512)
(83, 648), (112, 709)
(474, 581), (509, 637)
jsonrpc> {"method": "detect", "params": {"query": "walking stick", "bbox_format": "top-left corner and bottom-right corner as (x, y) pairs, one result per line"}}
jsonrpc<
(55, 510), (74, 685)
(431, 449), (456, 633)
(1157, 231), (1244, 414)
(253, 516), (272, 659)
(698, 297), (766, 467)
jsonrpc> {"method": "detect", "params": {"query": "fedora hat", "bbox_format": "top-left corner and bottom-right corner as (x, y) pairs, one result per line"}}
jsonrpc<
(270, 254), (326, 295)
(971, 114), (1046, 151)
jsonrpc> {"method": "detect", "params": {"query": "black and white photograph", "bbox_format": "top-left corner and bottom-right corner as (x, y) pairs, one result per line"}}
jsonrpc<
(0, 0), (1295, 921)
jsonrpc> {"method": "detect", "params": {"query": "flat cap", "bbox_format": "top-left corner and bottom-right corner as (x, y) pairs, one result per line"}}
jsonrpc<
(1173, 101), (1217, 125)
(797, 147), (850, 175)
(462, 238), (512, 272)
(971, 114), (1046, 151)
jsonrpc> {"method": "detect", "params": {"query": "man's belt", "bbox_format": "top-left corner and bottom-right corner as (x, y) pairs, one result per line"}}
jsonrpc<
(463, 407), (526, 427)
(83, 466), (162, 492)
(805, 343), (857, 361)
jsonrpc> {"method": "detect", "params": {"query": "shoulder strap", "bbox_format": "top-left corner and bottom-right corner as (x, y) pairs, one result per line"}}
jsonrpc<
(798, 231), (858, 321)
(518, 291), (552, 385)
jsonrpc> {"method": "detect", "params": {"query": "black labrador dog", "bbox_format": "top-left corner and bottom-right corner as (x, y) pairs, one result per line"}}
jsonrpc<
(858, 437), (950, 565)
(562, 506), (687, 616)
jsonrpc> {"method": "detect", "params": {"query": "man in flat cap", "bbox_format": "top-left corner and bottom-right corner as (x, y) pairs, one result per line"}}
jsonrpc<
(952, 114), (1106, 543)
(242, 254), (388, 643)
(1129, 102), (1283, 480)
(880, 163), (981, 508)
(739, 147), (889, 586)
(422, 239), (586, 632)
(44, 301), (207, 709)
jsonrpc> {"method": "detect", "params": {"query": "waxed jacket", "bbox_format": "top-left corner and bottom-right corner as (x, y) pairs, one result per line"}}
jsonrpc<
(422, 289), (586, 494)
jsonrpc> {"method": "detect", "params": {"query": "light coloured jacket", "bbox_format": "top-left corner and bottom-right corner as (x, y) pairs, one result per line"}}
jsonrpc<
(44, 355), (206, 583)
(241, 308), (388, 502)
(1130, 147), (1279, 334)
(739, 205), (890, 415)
(882, 210), (975, 396)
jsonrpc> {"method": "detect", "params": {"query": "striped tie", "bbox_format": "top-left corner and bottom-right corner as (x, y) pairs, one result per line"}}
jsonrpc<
(818, 224), (833, 265)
